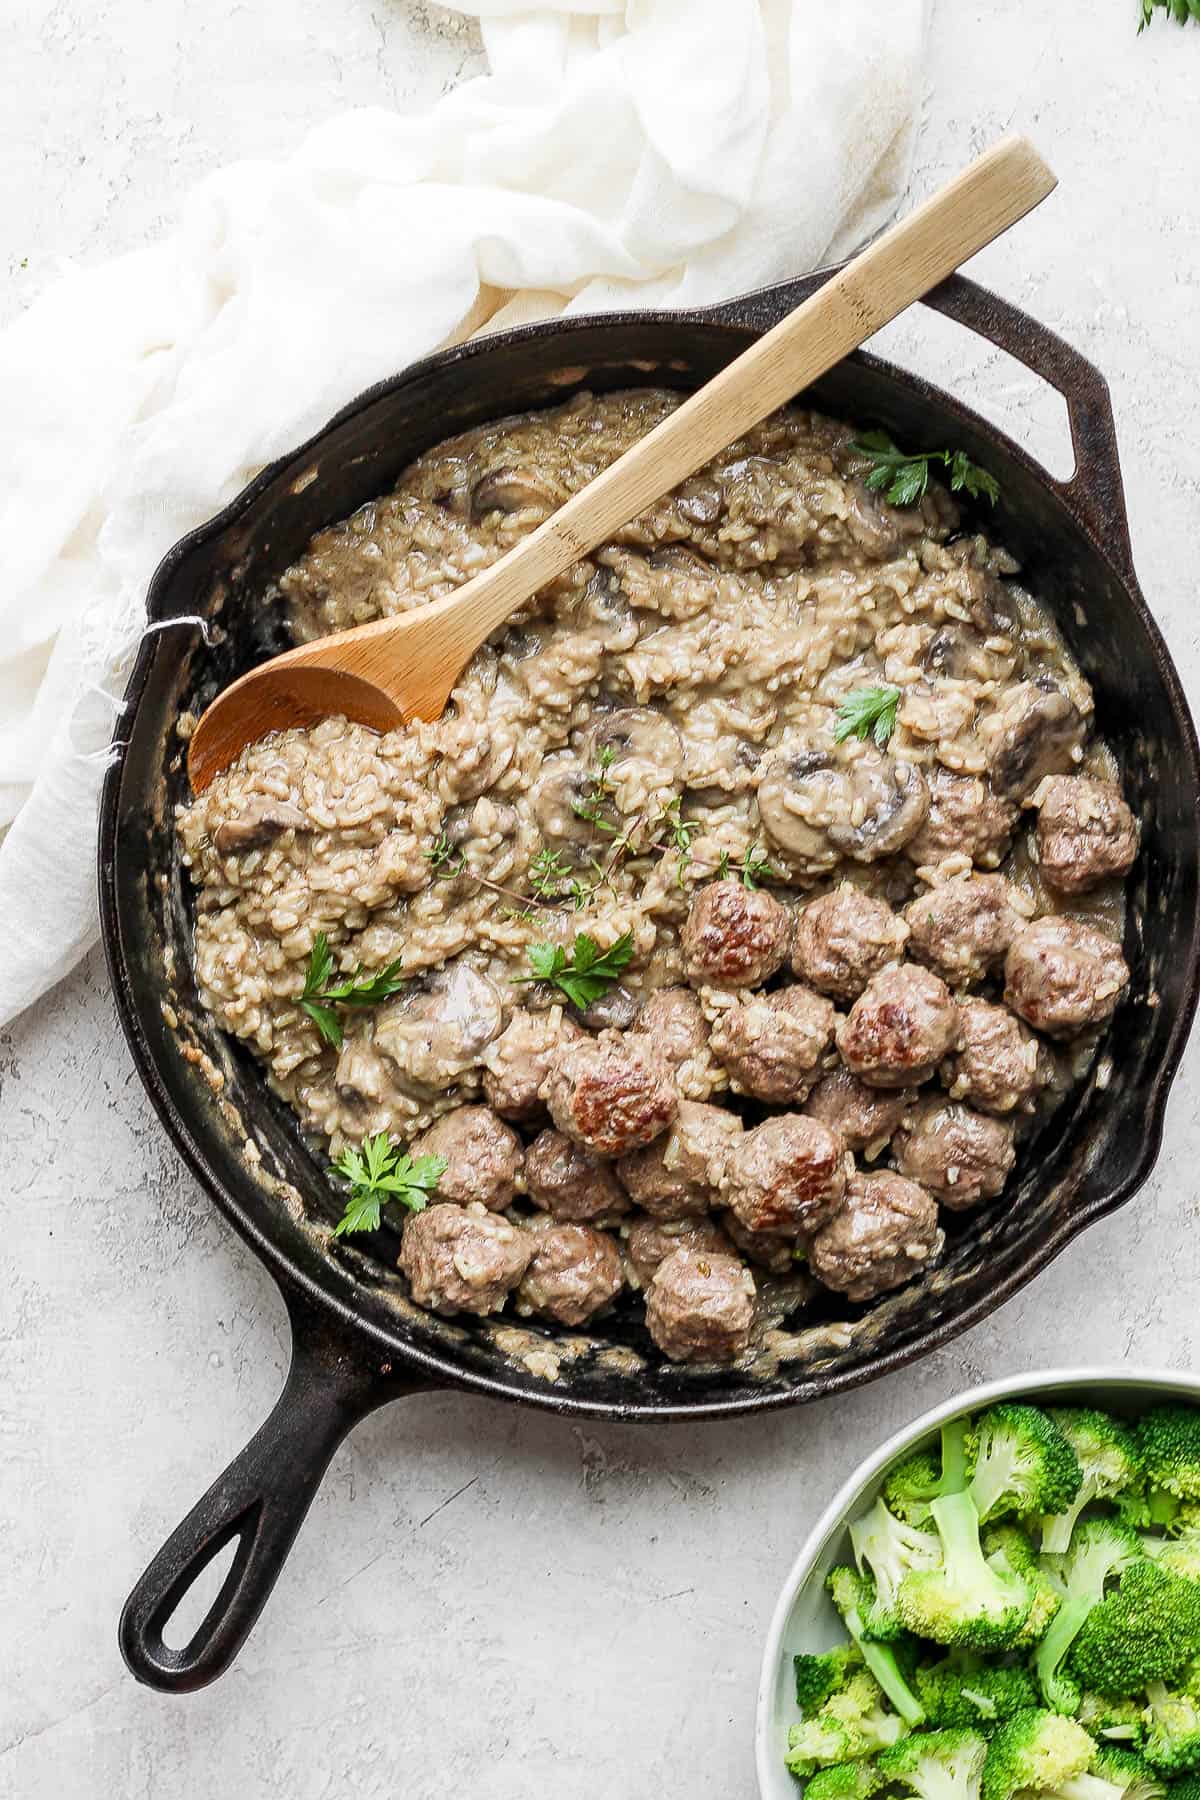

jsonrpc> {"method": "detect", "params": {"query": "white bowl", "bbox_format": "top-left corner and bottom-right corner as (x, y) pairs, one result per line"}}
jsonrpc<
(754, 1366), (1200, 1800)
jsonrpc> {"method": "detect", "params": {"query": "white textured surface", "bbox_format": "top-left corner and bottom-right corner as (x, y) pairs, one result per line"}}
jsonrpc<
(2, 4), (1199, 1796)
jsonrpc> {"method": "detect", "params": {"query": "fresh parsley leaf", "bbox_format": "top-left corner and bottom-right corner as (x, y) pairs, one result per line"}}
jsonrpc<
(330, 1134), (446, 1237)
(851, 430), (999, 509)
(833, 683), (902, 751)
(518, 930), (634, 1011)
(299, 935), (406, 1048)
(1140, 0), (1200, 26)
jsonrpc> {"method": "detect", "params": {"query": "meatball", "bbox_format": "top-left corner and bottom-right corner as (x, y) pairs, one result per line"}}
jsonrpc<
(398, 1203), (531, 1316)
(836, 963), (961, 1088)
(803, 1069), (914, 1157)
(892, 1096), (1016, 1209)
(542, 1031), (678, 1156)
(790, 885), (910, 1002)
(515, 1218), (625, 1327)
(723, 1212), (800, 1276)
(904, 874), (1031, 987)
(616, 1100), (742, 1219)
(644, 1247), (756, 1364)
(984, 679), (1088, 801)
(808, 1171), (944, 1303)
(709, 985), (837, 1103)
(1033, 774), (1139, 895)
(1004, 916), (1130, 1038)
(623, 1216), (732, 1290)
(724, 1114), (847, 1238)
(942, 997), (1049, 1114)
(628, 985), (717, 1097)
(680, 879), (792, 989)
(481, 1007), (583, 1121)
(904, 767), (1018, 870)
(411, 1105), (523, 1212)
(524, 1129), (630, 1224)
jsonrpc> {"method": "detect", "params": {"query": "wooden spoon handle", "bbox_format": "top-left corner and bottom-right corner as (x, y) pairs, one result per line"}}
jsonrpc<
(411, 134), (1056, 679)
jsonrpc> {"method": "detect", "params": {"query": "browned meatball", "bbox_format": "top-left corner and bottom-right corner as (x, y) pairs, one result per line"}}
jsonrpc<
(804, 1069), (914, 1156)
(623, 1216), (732, 1290)
(723, 1211), (800, 1275)
(904, 874), (1030, 987)
(1004, 916), (1130, 1038)
(542, 1031), (678, 1155)
(644, 1247), (756, 1363)
(680, 878), (792, 989)
(398, 1203), (531, 1316)
(892, 1096), (1015, 1209)
(984, 679), (1088, 801)
(411, 1105), (523, 1212)
(836, 963), (960, 1088)
(724, 1114), (847, 1238)
(904, 767), (1018, 870)
(942, 997), (1049, 1114)
(709, 985), (836, 1103)
(1033, 774), (1139, 894)
(524, 1129), (630, 1224)
(515, 1218), (625, 1327)
(481, 1007), (584, 1121)
(808, 1171), (944, 1302)
(790, 885), (909, 1001)
(629, 985), (719, 1099)
(616, 1099), (742, 1218)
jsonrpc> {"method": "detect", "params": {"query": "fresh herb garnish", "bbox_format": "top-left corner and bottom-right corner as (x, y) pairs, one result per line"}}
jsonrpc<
(528, 846), (573, 900)
(299, 933), (406, 1049)
(426, 832), (465, 879)
(851, 430), (1000, 509)
(740, 846), (775, 889)
(519, 930), (634, 1011)
(330, 1133), (446, 1237)
(655, 794), (697, 888)
(1140, 0), (1199, 25)
(571, 745), (620, 834)
(834, 683), (902, 752)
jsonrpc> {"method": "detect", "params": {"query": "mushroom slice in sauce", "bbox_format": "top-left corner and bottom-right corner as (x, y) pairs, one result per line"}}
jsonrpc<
(757, 745), (929, 873)
(374, 962), (504, 1089)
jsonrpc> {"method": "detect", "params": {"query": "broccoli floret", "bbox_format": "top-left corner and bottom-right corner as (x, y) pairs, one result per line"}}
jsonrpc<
(1165, 1777), (1200, 1800)
(899, 1491), (1034, 1652)
(851, 1500), (942, 1640)
(970, 1405), (1083, 1526)
(804, 1761), (888, 1800)
(981, 1709), (1096, 1800)
(829, 1566), (927, 1726)
(1077, 1693), (1147, 1749)
(878, 1729), (989, 1800)
(1119, 1490), (1184, 1533)
(1068, 1561), (1200, 1698)
(886, 1422), (976, 1527)
(1035, 1519), (1145, 1711)
(984, 1523), (1062, 1646)
(785, 1669), (908, 1776)
(1145, 1528), (1200, 1585)
(1136, 1411), (1200, 1506)
(1091, 1748), (1167, 1800)
(915, 1659), (1039, 1728)
(796, 1642), (865, 1712)
(1143, 1683), (1200, 1776)
(1041, 1411), (1143, 1556)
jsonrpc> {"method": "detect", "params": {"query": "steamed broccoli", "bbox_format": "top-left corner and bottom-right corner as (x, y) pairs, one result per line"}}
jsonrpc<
(1068, 1560), (1200, 1697)
(851, 1500), (941, 1639)
(795, 1642), (865, 1712)
(886, 1422), (976, 1527)
(1118, 1489), (1183, 1533)
(1090, 1747), (1167, 1800)
(878, 1728), (989, 1800)
(915, 1658), (1039, 1728)
(1077, 1692), (1147, 1748)
(1035, 1519), (1145, 1711)
(1164, 1777), (1200, 1800)
(898, 1490), (1034, 1652)
(1142, 1682), (1200, 1776)
(1135, 1411), (1200, 1505)
(1041, 1411), (1144, 1556)
(785, 1669), (908, 1776)
(829, 1566), (927, 1726)
(980, 1709), (1096, 1800)
(970, 1406), (1083, 1527)
(1145, 1527), (1200, 1585)
(804, 1760), (888, 1800)
(984, 1523), (1062, 1646)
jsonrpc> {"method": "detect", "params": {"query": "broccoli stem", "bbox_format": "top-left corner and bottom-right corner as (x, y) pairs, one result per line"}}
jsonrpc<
(1035, 1595), (1094, 1711)
(940, 1419), (970, 1495)
(930, 1490), (999, 1587)
(838, 1591), (926, 1727)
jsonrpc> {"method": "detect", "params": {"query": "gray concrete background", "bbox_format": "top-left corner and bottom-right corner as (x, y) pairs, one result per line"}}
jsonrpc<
(2, 3), (1199, 1795)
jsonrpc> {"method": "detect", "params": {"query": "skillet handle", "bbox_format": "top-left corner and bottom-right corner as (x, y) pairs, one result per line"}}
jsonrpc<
(119, 1287), (431, 1693)
(710, 268), (1135, 584)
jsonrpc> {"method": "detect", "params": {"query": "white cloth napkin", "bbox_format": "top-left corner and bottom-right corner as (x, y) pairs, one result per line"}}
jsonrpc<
(0, 0), (928, 1027)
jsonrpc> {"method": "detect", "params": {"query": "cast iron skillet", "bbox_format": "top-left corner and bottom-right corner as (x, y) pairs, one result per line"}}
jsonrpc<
(101, 269), (1200, 1694)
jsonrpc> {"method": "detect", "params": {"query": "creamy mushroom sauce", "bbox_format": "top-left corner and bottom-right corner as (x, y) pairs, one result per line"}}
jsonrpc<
(177, 389), (1131, 1356)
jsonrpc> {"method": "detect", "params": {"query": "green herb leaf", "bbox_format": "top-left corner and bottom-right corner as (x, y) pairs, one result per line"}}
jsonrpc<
(740, 847), (775, 889)
(851, 430), (998, 509)
(331, 1134), (446, 1237)
(1140, 0), (1200, 26)
(299, 935), (406, 1047)
(833, 683), (902, 751)
(528, 846), (572, 900)
(518, 930), (634, 1011)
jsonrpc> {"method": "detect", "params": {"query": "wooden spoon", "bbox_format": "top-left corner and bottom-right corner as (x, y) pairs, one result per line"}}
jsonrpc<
(187, 135), (1056, 792)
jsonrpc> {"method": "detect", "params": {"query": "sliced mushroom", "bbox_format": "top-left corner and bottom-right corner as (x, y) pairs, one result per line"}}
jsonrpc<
(571, 981), (642, 1032)
(919, 625), (1016, 686)
(442, 798), (520, 852)
(531, 754), (616, 861)
(586, 706), (683, 785)
(985, 680), (1087, 801)
(374, 961), (504, 1090)
(757, 745), (929, 873)
(567, 571), (637, 649)
(470, 465), (565, 519)
(212, 797), (309, 855)
(675, 476), (723, 526)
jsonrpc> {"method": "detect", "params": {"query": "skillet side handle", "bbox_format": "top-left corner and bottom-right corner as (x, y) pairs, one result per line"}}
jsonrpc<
(708, 268), (1135, 586)
(119, 1288), (431, 1693)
